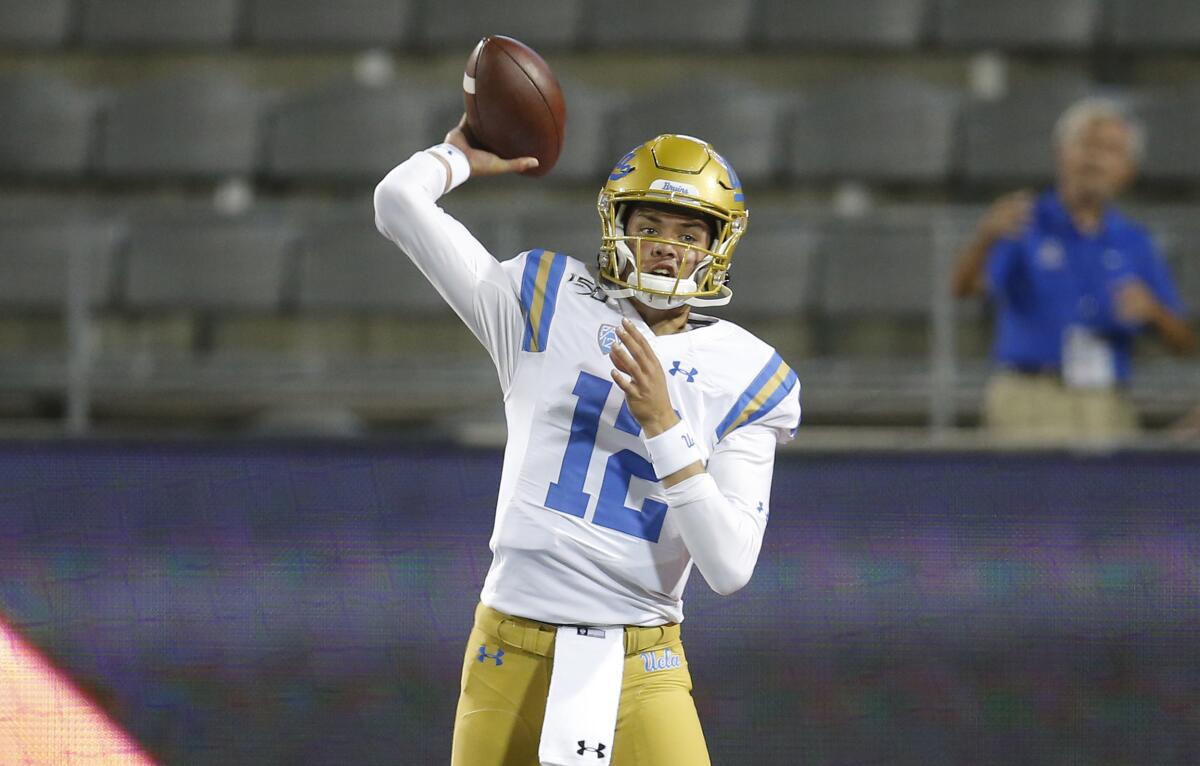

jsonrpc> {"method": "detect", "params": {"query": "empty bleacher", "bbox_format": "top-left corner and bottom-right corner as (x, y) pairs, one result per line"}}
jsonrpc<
(0, 0), (1197, 434)
(77, 0), (241, 48)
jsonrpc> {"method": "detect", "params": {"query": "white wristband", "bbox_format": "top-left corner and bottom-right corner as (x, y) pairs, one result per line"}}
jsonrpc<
(425, 142), (470, 193)
(644, 420), (703, 479)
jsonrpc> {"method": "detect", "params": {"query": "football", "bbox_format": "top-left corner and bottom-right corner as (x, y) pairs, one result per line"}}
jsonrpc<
(463, 35), (566, 177)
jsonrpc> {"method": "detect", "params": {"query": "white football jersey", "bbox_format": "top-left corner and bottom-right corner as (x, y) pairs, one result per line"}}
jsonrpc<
(375, 150), (801, 627)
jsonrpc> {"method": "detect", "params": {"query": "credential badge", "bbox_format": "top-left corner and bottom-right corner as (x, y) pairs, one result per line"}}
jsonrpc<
(1037, 239), (1064, 270)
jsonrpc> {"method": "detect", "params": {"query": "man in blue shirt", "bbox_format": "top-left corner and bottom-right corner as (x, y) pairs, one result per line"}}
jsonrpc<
(952, 98), (1195, 441)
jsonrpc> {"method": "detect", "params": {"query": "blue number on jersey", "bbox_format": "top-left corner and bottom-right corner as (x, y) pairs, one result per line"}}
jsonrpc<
(545, 371), (668, 543)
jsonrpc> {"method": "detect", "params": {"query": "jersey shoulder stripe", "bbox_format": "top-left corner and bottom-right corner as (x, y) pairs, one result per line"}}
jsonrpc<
(714, 351), (798, 441)
(518, 249), (568, 353)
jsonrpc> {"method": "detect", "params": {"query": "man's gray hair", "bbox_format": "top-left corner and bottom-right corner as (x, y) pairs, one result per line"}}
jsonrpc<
(1053, 96), (1145, 163)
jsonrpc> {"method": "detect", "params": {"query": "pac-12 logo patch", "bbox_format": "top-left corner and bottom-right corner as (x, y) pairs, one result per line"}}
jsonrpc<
(598, 324), (618, 354)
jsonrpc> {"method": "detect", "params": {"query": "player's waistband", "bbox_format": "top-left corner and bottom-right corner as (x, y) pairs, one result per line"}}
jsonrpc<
(474, 603), (679, 658)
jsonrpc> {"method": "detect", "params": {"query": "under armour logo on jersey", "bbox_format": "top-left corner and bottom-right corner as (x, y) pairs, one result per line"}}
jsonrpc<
(756, 501), (764, 513)
(477, 645), (504, 666)
(577, 740), (607, 758)
(669, 361), (698, 382)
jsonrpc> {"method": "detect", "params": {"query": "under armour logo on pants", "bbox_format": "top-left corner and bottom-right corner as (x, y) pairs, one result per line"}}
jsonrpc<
(477, 645), (504, 666)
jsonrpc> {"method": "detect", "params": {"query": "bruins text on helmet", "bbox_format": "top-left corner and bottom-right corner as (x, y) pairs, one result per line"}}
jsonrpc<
(597, 134), (748, 310)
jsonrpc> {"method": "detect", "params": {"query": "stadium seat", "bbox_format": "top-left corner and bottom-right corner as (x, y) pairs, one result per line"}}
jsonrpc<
(584, 0), (753, 48)
(0, 0), (73, 48)
(934, 0), (1100, 50)
(715, 209), (821, 321)
(553, 79), (632, 183)
(608, 79), (792, 184)
(515, 199), (603, 265)
(122, 216), (294, 311)
(78, 0), (240, 47)
(420, 0), (584, 49)
(1132, 89), (1200, 184)
(1138, 208), (1200, 314)
(786, 77), (959, 183)
(294, 215), (456, 315)
(0, 218), (122, 311)
(97, 74), (267, 180)
(1105, 0), (1200, 50)
(264, 82), (459, 183)
(1176, 252), (1200, 317)
(801, 216), (940, 359)
(0, 73), (97, 179)
(960, 76), (1097, 186)
(247, 0), (415, 48)
(817, 217), (937, 319)
(759, 0), (930, 49)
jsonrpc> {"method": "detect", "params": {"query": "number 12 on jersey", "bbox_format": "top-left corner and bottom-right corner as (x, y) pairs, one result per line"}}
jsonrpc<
(545, 371), (667, 543)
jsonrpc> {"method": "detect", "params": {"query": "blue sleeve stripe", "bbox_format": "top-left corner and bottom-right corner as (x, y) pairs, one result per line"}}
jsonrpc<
(738, 367), (798, 431)
(715, 353), (798, 440)
(519, 250), (567, 353)
(518, 248), (544, 315)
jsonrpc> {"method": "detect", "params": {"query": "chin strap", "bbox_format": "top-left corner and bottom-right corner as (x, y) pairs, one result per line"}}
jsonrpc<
(600, 276), (732, 309)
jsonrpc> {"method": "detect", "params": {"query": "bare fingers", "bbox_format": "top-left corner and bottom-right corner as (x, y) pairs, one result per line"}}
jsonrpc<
(612, 319), (667, 394)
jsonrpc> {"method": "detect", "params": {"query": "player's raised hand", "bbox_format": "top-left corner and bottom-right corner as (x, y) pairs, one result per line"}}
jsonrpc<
(445, 115), (539, 177)
(610, 319), (679, 437)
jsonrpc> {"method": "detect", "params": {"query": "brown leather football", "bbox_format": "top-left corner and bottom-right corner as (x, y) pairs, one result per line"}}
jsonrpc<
(463, 35), (566, 177)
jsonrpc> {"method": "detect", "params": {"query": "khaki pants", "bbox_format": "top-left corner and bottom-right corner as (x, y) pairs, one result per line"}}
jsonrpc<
(983, 371), (1139, 444)
(452, 603), (711, 766)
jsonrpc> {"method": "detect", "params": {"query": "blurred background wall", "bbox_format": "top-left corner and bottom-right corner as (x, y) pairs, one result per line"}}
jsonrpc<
(4, 443), (1199, 765)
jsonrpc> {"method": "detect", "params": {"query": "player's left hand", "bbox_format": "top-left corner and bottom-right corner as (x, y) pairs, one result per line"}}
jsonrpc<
(610, 319), (679, 437)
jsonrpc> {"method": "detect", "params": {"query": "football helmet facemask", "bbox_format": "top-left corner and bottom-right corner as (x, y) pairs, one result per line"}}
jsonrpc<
(597, 134), (748, 310)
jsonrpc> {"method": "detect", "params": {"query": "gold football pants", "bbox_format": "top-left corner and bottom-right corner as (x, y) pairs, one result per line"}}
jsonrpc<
(451, 603), (711, 766)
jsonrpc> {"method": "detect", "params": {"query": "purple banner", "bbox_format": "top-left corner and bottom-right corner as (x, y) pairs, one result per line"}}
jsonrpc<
(1, 443), (1198, 765)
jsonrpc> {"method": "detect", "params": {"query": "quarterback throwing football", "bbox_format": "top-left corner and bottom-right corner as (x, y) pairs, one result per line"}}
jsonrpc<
(374, 121), (801, 765)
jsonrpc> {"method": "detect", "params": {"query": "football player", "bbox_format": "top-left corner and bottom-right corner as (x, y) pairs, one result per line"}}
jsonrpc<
(374, 119), (801, 766)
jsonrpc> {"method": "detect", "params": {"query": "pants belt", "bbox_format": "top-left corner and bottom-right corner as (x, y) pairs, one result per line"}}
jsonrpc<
(474, 603), (677, 658)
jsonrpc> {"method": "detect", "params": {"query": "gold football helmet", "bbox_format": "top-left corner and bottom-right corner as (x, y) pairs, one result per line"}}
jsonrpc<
(597, 134), (748, 309)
